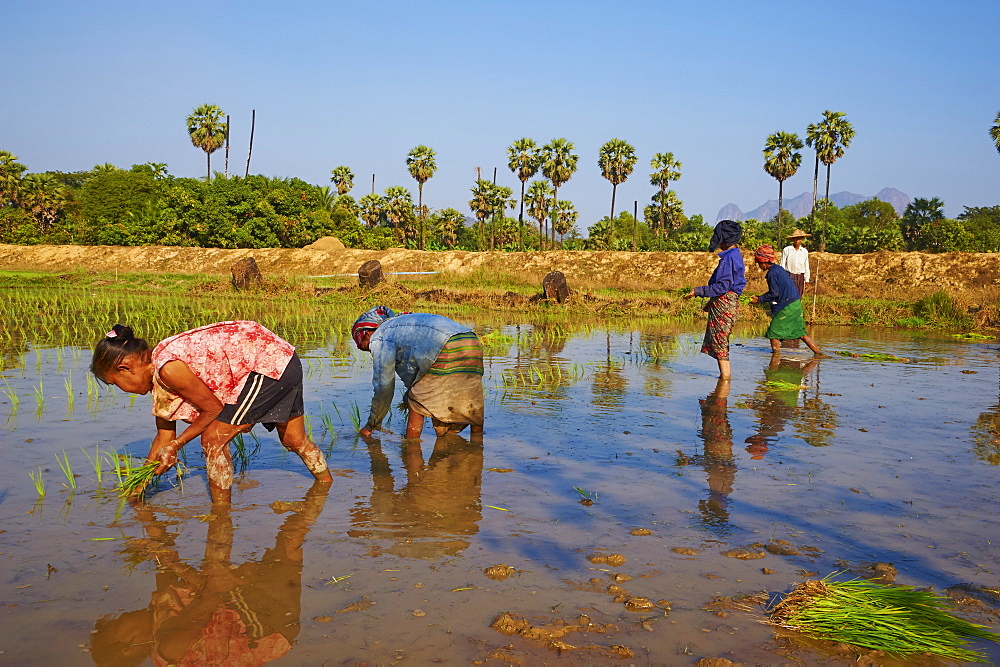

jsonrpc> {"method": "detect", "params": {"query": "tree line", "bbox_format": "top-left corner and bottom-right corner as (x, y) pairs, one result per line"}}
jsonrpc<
(0, 105), (997, 253)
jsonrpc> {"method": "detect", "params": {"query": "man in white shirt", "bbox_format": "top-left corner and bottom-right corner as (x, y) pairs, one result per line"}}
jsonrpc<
(780, 228), (811, 297)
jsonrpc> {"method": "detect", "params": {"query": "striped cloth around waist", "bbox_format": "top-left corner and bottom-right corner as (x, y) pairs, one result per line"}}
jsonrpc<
(427, 331), (484, 376)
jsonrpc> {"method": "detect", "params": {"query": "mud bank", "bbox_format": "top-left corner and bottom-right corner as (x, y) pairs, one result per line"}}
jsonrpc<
(0, 244), (998, 296)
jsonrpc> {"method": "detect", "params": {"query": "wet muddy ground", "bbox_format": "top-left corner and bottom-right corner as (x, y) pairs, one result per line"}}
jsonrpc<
(1, 324), (998, 664)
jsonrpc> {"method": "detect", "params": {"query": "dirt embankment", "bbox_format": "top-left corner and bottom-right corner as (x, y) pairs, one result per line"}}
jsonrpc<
(1, 243), (998, 298)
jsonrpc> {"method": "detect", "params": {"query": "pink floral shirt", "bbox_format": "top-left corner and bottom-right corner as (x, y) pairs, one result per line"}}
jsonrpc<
(151, 321), (294, 423)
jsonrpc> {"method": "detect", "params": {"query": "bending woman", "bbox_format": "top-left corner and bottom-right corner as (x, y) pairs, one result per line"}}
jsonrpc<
(92, 321), (332, 503)
(685, 220), (747, 380)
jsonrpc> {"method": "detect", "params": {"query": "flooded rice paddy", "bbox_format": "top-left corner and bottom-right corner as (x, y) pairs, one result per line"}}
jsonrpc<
(1, 322), (999, 664)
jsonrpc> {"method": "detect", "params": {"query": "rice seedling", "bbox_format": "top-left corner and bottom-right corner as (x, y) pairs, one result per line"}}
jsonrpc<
(81, 445), (104, 484)
(28, 467), (45, 497)
(768, 575), (999, 662)
(32, 381), (44, 412)
(55, 450), (76, 491)
(64, 376), (74, 412)
(233, 433), (251, 473)
(348, 401), (361, 431)
(1, 378), (19, 413)
(572, 487), (598, 505)
(116, 461), (159, 498)
(304, 415), (314, 440)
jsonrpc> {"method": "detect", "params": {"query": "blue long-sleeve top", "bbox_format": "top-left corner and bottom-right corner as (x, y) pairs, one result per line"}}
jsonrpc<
(365, 312), (474, 430)
(757, 263), (801, 315)
(693, 246), (747, 297)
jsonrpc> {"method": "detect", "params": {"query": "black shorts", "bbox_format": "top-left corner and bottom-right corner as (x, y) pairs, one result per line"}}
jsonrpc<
(216, 354), (304, 431)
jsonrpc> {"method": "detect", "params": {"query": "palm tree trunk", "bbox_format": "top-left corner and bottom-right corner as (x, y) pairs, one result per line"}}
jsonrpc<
(822, 164), (832, 252)
(659, 183), (667, 239)
(777, 180), (784, 243)
(418, 184), (424, 250)
(550, 185), (559, 250)
(609, 184), (617, 250)
(518, 180), (526, 252)
(224, 114), (230, 178)
(206, 152), (211, 182)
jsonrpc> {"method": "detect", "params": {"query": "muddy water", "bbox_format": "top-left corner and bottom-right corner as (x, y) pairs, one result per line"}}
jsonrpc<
(1, 325), (998, 664)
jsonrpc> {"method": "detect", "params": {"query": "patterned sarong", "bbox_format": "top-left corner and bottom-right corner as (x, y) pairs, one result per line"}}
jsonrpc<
(765, 299), (808, 340)
(701, 291), (740, 360)
(406, 332), (484, 432)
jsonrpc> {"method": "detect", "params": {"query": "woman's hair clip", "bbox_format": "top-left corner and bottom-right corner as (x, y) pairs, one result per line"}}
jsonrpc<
(105, 329), (118, 338)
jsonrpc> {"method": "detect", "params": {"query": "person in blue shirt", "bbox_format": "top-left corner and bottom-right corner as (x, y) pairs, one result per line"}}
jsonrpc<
(749, 245), (825, 356)
(685, 220), (747, 380)
(351, 306), (484, 440)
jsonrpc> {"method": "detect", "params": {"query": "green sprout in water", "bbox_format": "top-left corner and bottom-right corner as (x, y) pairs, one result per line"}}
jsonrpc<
(116, 461), (159, 498)
(55, 450), (76, 491)
(81, 445), (104, 484)
(349, 401), (361, 431)
(28, 467), (45, 497)
(573, 487), (598, 505)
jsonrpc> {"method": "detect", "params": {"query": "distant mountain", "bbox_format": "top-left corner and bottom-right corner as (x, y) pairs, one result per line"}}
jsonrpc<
(716, 187), (911, 223)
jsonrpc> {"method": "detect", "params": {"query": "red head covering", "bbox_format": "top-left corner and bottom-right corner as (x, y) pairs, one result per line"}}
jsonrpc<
(351, 305), (397, 347)
(754, 245), (776, 263)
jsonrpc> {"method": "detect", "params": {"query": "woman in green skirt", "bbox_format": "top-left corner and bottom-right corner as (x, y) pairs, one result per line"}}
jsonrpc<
(749, 245), (825, 356)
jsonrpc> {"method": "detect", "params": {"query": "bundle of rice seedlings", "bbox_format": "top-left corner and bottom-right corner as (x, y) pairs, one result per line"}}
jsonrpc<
(769, 575), (999, 662)
(116, 461), (159, 498)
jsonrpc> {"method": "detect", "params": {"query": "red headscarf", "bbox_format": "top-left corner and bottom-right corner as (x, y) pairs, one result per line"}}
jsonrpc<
(754, 245), (776, 263)
(351, 305), (397, 347)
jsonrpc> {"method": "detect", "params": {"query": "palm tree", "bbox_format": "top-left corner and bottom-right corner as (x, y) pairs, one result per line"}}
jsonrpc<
(901, 196), (945, 248)
(507, 138), (539, 251)
(186, 104), (227, 181)
(539, 138), (578, 249)
(525, 180), (553, 250)
(0, 151), (27, 207)
(991, 110), (1000, 155)
(383, 186), (414, 244)
(358, 192), (384, 227)
(553, 200), (578, 244)
(597, 139), (637, 249)
(647, 190), (684, 239)
(649, 152), (682, 240)
(20, 173), (67, 231)
(487, 184), (515, 250)
(330, 166), (354, 195)
(814, 111), (855, 250)
(763, 131), (804, 241)
(406, 146), (436, 249)
(468, 179), (494, 250)
(431, 207), (465, 248)
(316, 185), (337, 213)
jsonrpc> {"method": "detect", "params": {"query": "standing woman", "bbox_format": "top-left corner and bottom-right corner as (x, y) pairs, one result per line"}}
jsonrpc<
(92, 321), (332, 504)
(685, 220), (747, 380)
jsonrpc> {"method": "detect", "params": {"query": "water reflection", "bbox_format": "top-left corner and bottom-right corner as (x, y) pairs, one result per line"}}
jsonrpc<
(695, 378), (737, 532)
(89, 480), (329, 666)
(744, 357), (820, 459)
(349, 433), (483, 559)
(972, 369), (1000, 465)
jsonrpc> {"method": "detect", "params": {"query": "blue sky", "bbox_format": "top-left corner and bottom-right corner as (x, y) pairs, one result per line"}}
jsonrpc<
(4, 0), (998, 226)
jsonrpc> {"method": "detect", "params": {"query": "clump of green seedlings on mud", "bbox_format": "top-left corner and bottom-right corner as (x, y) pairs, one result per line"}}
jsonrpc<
(769, 575), (999, 662)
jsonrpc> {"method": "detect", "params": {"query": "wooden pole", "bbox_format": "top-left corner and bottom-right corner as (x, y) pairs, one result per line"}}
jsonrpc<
(371, 173), (375, 194)
(244, 110), (255, 178)
(632, 200), (638, 251)
(224, 114), (230, 177)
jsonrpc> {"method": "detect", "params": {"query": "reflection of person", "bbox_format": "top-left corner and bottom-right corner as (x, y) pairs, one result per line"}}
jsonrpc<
(697, 378), (737, 530)
(685, 220), (747, 380)
(91, 322), (332, 504)
(745, 356), (819, 459)
(352, 306), (484, 440)
(779, 228), (811, 297)
(349, 432), (483, 558)
(748, 246), (824, 356)
(90, 480), (329, 665)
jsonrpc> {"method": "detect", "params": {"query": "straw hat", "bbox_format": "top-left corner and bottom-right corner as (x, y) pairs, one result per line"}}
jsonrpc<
(787, 228), (812, 239)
